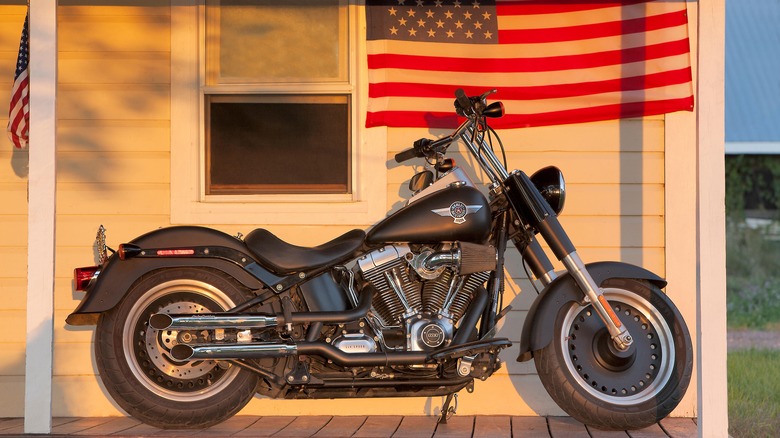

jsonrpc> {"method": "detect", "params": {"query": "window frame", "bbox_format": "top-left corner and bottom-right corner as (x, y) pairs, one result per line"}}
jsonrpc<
(170, 1), (387, 225)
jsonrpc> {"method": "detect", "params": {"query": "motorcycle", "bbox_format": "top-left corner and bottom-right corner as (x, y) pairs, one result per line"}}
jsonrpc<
(67, 89), (692, 430)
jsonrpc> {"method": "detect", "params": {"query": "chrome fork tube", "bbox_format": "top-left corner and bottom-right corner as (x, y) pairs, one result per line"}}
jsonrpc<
(561, 252), (633, 350)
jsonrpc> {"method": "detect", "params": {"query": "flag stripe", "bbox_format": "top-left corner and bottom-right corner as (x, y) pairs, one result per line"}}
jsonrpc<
(371, 83), (694, 115)
(498, 2), (679, 30)
(495, 0), (655, 16)
(368, 53), (693, 89)
(367, 27), (685, 58)
(368, 39), (690, 73)
(370, 68), (693, 101)
(498, 10), (688, 44)
(367, 96), (694, 129)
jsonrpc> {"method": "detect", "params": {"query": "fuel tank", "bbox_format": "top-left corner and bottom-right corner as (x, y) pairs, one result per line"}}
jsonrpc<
(366, 183), (491, 245)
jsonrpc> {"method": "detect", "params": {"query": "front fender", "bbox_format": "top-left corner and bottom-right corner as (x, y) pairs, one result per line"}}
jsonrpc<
(516, 261), (666, 362)
(66, 226), (270, 326)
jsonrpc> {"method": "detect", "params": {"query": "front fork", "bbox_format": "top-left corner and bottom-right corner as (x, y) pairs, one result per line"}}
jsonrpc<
(505, 172), (633, 350)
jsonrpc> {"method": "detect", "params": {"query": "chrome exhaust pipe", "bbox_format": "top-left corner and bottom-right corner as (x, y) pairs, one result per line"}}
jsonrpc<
(149, 313), (278, 331)
(150, 286), (375, 331)
(170, 342), (297, 361)
(170, 341), (430, 367)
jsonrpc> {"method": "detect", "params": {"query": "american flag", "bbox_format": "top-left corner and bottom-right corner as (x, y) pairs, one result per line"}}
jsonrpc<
(7, 11), (29, 149)
(366, 0), (694, 128)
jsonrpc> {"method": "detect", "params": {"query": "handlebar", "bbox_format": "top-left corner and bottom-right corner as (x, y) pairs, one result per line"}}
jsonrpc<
(395, 89), (504, 164)
(394, 147), (421, 163)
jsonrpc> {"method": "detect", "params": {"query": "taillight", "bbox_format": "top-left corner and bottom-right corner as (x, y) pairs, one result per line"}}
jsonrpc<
(74, 266), (100, 291)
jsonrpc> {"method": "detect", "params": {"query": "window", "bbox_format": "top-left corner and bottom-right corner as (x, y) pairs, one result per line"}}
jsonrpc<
(205, 0), (350, 196)
(205, 94), (351, 195)
(171, 1), (386, 225)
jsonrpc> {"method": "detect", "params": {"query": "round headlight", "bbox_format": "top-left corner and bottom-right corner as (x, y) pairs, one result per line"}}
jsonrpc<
(530, 166), (566, 216)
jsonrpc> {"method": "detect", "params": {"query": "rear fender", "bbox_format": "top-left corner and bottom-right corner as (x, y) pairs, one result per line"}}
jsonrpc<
(66, 226), (271, 325)
(516, 261), (666, 362)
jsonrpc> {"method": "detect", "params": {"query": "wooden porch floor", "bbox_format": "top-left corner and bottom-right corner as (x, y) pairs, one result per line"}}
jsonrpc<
(0, 416), (698, 437)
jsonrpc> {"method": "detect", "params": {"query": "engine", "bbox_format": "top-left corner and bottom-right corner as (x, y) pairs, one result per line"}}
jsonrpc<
(354, 244), (494, 352)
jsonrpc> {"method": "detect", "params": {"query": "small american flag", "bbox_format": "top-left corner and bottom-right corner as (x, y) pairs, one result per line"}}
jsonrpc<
(366, 0), (694, 128)
(7, 11), (30, 149)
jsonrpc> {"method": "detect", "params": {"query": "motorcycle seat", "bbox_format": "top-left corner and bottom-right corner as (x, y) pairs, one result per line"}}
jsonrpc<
(244, 228), (366, 274)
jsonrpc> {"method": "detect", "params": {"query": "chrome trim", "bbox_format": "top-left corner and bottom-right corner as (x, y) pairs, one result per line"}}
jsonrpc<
(149, 313), (278, 331)
(171, 343), (298, 361)
(562, 252), (633, 350)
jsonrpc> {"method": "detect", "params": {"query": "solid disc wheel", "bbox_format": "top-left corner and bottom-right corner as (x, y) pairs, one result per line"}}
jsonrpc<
(95, 268), (259, 429)
(534, 279), (693, 431)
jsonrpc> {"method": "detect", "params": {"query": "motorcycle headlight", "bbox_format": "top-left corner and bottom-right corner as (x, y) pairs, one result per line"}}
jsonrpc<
(530, 166), (566, 216)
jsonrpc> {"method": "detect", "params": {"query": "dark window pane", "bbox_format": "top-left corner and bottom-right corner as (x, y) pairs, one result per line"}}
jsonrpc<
(206, 95), (351, 195)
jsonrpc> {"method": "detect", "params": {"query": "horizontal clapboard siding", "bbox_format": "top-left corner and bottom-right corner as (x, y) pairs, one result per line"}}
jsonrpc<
(0, 0), (668, 419)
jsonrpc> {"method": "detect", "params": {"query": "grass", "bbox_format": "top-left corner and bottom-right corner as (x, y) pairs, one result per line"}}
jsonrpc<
(728, 349), (780, 438)
(727, 276), (780, 329)
(726, 219), (780, 437)
(726, 219), (780, 329)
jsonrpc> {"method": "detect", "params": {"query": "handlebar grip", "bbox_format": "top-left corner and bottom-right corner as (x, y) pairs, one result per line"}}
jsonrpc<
(394, 147), (420, 163)
(455, 88), (473, 115)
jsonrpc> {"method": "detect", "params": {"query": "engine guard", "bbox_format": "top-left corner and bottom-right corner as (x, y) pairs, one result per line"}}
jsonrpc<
(516, 261), (666, 362)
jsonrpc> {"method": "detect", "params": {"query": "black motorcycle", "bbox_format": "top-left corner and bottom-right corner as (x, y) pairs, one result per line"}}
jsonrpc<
(67, 89), (692, 430)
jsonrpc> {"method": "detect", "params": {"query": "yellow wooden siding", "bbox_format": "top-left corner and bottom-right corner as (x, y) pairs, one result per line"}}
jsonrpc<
(0, 3), (29, 417)
(0, 0), (668, 418)
(51, 1), (175, 418)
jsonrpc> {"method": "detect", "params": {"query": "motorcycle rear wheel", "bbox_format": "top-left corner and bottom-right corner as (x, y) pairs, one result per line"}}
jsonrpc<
(534, 278), (692, 430)
(95, 267), (259, 429)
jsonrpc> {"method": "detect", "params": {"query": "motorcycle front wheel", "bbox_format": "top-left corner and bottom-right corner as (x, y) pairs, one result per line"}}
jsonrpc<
(95, 267), (259, 429)
(534, 278), (693, 430)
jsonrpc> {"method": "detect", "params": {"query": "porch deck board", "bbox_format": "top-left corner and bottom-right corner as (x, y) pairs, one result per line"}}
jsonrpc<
(0, 416), (698, 437)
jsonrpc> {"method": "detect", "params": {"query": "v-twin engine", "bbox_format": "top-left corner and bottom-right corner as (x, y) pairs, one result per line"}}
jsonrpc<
(356, 243), (495, 352)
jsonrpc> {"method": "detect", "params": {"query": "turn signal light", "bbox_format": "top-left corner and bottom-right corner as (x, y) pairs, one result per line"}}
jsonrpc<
(74, 266), (100, 291)
(117, 243), (142, 260)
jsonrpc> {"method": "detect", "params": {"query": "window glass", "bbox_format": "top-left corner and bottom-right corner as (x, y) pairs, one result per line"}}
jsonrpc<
(206, 0), (348, 84)
(205, 94), (351, 195)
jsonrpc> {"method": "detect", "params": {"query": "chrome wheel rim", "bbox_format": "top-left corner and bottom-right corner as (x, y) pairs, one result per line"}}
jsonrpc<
(560, 288), (675, 405)
(122, 279), (240, 402)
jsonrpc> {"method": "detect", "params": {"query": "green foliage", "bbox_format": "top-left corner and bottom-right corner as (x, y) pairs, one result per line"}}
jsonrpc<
(728, 349), (780, 438)
(725, 155), (780, 220)
(726, 222), (780, 329)
(725, 155), (780, 329)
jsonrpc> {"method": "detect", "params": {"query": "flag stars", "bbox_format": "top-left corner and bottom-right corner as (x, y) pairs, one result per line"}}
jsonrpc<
(377, 0), (498, 43)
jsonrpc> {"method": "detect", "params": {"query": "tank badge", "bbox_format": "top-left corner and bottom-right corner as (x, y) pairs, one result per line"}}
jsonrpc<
(432, 202), (483, 224)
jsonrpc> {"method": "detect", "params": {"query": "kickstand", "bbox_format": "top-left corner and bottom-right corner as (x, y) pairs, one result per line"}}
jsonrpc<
(438, 393), (458, 424)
